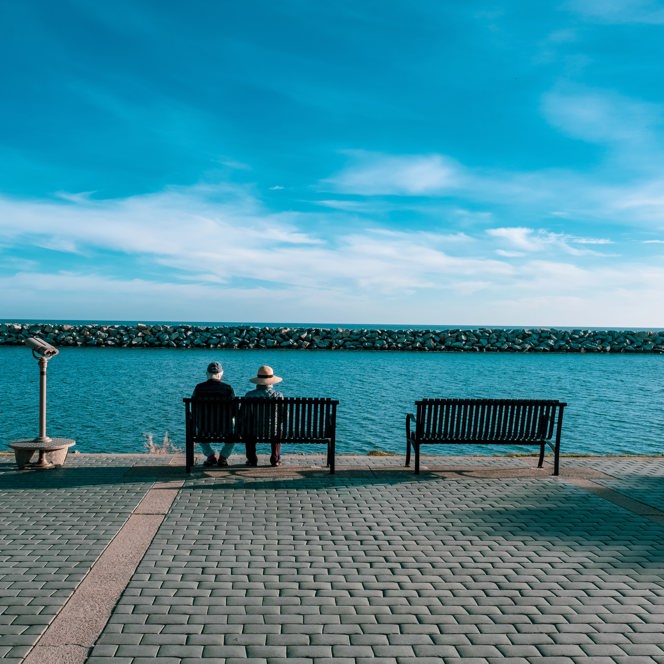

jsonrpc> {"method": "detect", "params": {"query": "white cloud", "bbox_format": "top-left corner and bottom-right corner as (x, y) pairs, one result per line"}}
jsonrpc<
(496, 250), (526, 258)
(324, 151), (463, 195)
(317, 150), (663, 237)
(487, 227), (612, 256)
(0, 187), (323, 283)
(488, 227), (545, 251)
(605, 180), (664, 222)
(0, 270), (357, 323)
(0, 161), (662, 327)
(217, 159), (252, 171)
(542, 86), (661, 150)
(567, 0), (664, 24)
(34, 237), (82, 254)
(572, 237), (613, 245)
(54, 191), (97, 203)
(0, 187), (514, 300)
(315, 199), (371, 211)
(465, 258), (664, 327)
(316, 138), (664, 236)
(2, 248), (662, 328)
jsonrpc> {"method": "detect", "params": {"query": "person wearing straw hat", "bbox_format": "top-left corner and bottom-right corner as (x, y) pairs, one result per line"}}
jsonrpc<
(192, 361), (236, 467)
(242, 365), (284, 467)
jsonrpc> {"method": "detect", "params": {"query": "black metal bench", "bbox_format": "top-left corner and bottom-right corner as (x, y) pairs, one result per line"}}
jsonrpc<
(406, 399), (567, 475)
(183, 396), (339, 473)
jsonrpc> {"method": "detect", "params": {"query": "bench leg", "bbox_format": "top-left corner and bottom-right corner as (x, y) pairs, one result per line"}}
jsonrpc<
(185, 440), (193, 473)
(405, 439), (411, 467)
(537, 441), (561, 476)
(414, 444), (420, 475)
(328, 441), (335, 474)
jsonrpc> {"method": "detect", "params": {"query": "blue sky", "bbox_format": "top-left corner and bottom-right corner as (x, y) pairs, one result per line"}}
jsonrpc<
(1, 0), (664, 327)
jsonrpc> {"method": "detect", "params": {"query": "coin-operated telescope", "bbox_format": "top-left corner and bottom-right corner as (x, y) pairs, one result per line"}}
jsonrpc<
(25, 337), (59, 361)
(8, 337), (75, 469)
(25, 337), (60, 443)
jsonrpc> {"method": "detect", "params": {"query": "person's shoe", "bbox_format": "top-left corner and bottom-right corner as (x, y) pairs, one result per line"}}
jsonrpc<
(217, 455), (229, 467)
(203, 454), (217, 467)
(246, 459), (258, 467)
(271, 460), (281, 467)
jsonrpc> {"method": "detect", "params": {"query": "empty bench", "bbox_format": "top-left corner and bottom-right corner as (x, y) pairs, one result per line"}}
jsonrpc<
(406, 399), (567, 475)
(183, 396), (339, 473)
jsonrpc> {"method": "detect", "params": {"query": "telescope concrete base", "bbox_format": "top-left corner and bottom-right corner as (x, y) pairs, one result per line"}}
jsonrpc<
(9, 438), (76, 469)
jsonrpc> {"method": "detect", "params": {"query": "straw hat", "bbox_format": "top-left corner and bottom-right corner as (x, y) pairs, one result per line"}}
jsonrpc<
(249, 365), (282, 385)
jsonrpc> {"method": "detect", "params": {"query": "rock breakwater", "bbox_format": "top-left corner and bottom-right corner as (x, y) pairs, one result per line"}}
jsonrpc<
(1, 323), (663, 353)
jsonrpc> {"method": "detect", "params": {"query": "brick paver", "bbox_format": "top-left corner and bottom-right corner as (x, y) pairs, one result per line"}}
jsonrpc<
(2, 453), (664, 663)
(0, 455), (162, 663)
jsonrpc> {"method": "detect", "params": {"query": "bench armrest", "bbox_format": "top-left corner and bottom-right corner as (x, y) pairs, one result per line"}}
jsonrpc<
(405, 412), (416, 440)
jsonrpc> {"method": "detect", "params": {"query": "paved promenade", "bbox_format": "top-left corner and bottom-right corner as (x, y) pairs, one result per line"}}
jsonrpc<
(1, 452), (663, 663)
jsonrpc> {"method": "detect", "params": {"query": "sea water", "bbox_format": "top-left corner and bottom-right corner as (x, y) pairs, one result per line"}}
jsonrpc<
(1, 345), (662, 457)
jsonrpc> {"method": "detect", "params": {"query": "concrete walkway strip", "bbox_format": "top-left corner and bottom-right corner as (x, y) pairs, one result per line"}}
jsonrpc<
(22, 482), (182, 664)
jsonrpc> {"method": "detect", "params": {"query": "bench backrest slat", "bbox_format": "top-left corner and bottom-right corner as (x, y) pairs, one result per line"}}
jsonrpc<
(285, 397), (338, 441)
(416, 399), (565, 442)
(185, 396), (236, 441)
(240, 398), (282, 440)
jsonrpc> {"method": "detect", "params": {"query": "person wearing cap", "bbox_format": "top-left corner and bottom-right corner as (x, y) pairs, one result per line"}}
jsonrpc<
(192, 361), (236, 467)
(242, 365), (284, 467)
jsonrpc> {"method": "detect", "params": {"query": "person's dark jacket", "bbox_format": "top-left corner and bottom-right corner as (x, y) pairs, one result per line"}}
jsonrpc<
(192, 379), (235, 399)
(191, 380), (237, 438)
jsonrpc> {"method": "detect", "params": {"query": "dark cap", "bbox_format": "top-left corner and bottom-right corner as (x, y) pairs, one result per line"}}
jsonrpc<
(207, 362), (223, 374)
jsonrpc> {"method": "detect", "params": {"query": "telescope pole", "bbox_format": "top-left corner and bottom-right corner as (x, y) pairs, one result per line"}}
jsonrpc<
(37, 356), (51, 443)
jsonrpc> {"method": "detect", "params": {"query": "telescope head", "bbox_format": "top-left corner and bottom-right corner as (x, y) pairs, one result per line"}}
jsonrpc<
(25, 337), (59, 359)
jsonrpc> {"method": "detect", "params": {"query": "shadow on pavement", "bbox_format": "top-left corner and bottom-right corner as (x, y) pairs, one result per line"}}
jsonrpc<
(0, 463), (179, 489)
(183, 466), (440, 491)
(451, 479), (664, 573)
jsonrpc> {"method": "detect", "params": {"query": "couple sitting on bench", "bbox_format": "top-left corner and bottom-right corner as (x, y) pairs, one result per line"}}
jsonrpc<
(192, 362), (283, 468)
